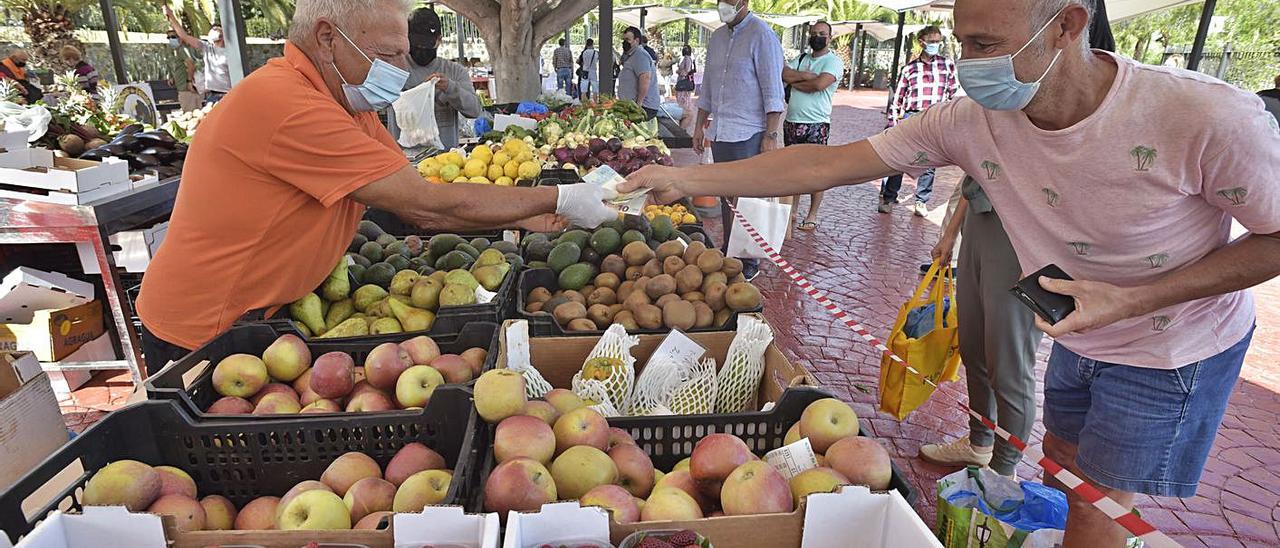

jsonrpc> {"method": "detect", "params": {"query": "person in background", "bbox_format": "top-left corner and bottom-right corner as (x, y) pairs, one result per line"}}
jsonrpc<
(781, 21), (842, 232)
(165, 31), (201, 111)
(165, 5), (231, 103)
(387, 7), (482, 149)
(59, 45), (99, 94)
(675, 45), (697, 129)
(0, 49), (42, 104)
(879, 25), (956, 216)
(697, 0), (785, 281)
(553, 38), (574, 94)
(618, 26), (661, 119)
(1259, 74), (1280, 122)
(577, 39), (599, 99)
(641, 35), (659, 63)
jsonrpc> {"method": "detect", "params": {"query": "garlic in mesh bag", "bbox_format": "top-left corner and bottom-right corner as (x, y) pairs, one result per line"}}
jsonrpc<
(666, 357), (719, 415)
(715, 315), (774, 413)
(571, 324), (638, 414)
(503, 320), (553, 398)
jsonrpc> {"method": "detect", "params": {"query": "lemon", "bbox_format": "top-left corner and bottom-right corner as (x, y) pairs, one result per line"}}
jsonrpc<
(503, 139), (527, 156)
(442, 152), (465, 167)
(517, 161), (541, 180)
(417, 161), (440, 179)
(683, 213), (697, 224)
(504, 160), (521, 179)
(469, 176), (491, 184)
(463, 159), (488, 178)
(495, 176), (515, 186)
(452, 175), (469, 183)
(492, 151), (512, 166)
(515, 150), (534, 163)
(439, 163), (461, 182)
(471, 145), (493, 161)
(487, 164), (505, 181)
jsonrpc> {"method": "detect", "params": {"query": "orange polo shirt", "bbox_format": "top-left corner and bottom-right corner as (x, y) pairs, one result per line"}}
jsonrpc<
(138, 42), (408, 349)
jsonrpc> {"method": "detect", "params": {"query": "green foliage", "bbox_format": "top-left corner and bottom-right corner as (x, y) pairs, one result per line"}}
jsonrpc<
(1114, 0), (1280, 90)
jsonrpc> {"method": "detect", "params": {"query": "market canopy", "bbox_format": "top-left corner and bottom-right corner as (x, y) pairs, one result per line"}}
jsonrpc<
(614, 6), (690, 30)
(620, 8), (820, 32)
(1106, 0), (1204, 22)
(828, 20), (878, 39)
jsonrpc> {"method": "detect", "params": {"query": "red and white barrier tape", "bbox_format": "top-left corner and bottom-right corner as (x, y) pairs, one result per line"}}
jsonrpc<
(725, 203), (1176, 547)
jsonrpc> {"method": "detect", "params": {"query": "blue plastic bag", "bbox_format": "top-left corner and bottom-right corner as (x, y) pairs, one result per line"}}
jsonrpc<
(474, 117), (492, 137)
(941, 467), (1067, 533)
(515, 102), (548, 115)
(903, 296), (952, 338)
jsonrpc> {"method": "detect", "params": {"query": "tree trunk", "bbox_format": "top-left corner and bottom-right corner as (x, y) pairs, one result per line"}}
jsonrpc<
(21, 5), (84, 70)
(1133, 34), (1151, 64)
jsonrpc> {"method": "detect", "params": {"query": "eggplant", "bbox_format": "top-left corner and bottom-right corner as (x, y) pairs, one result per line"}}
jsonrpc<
(133, 153), (164, 167)
(102, 143), (127, 156)
(137, 131), (178, 147)
(155, 166), (181, 179)
(78, 150), (106, 162)
(119, 124), (144, 136)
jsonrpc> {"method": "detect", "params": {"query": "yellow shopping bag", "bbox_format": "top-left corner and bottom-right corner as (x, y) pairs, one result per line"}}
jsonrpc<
(878, 262), (961, 420)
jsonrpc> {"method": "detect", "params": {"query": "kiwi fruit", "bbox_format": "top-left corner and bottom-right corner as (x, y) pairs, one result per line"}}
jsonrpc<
(526, 301), (544, 313)
(655, 293), (682, 308)
(682, 291), (705, 302)
(622, 241), (656, 267)
(646, 274), (677, 299)
(553, 301), (588, 325)
(662, 300), (696, 330)
(542, 295), (570, 316)
(587, 304), (614, 329)
(682, 241), (707, 266)
(641, 258), (663, 279)
(656, 240), (685, 260)
(721, 257), (744, 279)
(614, 310), (640, 330)
(622, 290), (651, 312)
(617, 280), (636, 302)
(702, 271), (728, 292)
(724, 282), (763, 311)
(693, 301), (715, 328)
(729, 273), (747, 284)
(587, 287), (618, 306)
(528, 287), (553, 303)
(662, 256), (686, 277)
(634, 303), (663, 329)
(608, 303), (624, 316)
(567, 318), (598, 332)
(675, 264), (704, 294)
(601, 255), (627, 279)
(696, 249), (725, 274)
(595, 272), (621, 290)
(634, 276), (652, 297)
(625, 266), (644, 281)
(714, 308), (733, 327)
(704, 282), (728, 311)
(562, 290), (587, 306)
(580, 285), (596, 298)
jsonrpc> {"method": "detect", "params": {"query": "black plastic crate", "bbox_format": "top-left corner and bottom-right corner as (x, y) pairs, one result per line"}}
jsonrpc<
(362, 208), (508, 242)
(0, 389), (481, 543)
(468, 387), (916, 512)
(514, 268), (758, 337)
(534, 168), (585, 186)
(145, 322), (499, 420)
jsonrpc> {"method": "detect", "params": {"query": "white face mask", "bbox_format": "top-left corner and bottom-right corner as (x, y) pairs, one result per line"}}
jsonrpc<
(717, 2), (741, 24)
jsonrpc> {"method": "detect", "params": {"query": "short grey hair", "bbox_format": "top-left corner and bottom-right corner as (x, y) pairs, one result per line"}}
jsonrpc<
(1031, 0), (1092, 52)
(289, 0), (413, 43)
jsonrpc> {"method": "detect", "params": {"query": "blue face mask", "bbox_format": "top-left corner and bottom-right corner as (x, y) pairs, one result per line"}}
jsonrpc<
(924, 42), (942, 56)
(956, 11), (1063, 111)
(332, 26), (409, 112)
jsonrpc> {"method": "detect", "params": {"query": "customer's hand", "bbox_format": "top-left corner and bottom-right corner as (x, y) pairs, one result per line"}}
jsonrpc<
(931, 233), (957, 266)
(429, 73), (449, 92)
(555, 183), (618, 229)
(618, 165), (685, 205)
(1033, 277), (1141, 337)
(692, 126), (705, 155)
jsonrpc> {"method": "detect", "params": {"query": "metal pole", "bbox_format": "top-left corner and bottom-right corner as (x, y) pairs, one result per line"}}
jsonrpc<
(458, 15), (466, 62)
(848, 23), (863, 88)
(600, 0), (615, 96)
(683, 18), (690, 45)
(1187, 0), (1217, 71)
(216, 0), (248, 83)
(98, 0), (128, 84)
(886, 11), (905, 112)
(639, 7), (647, 31)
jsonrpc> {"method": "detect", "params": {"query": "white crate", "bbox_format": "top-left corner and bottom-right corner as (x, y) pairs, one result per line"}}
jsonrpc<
(0, 129), (31, 153)
(76, 222), (168, 274)
(0, 148), (130, 195)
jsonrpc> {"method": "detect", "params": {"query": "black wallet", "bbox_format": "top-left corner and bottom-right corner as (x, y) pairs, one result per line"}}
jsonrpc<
(1010, 264), (1076, 325)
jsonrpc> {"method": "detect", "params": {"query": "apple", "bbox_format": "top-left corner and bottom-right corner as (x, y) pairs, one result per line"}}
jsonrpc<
(301, 399), (342, 413)
(545, 388), (585, 414)
(552, 407), (610, 454)
(671, 457), (691, 472)
(207, 396), (254, 414)
(154, 465), (196, 498)
(364, 342), (413, 390)
(430, 354), (473, 384)
(395, 365), (445, 408)
(798, 398), (859, 453)
(825, 437), (892, 490)
(474, 369), (527, 423)
(653, 469), (665, 487)
(634, 496), (646, 515)
(351, 380), (386, 399)
(212, 354), (269, 398)
(292, 369), (313, 393)
(609, 443), (655, 498)
(310, 352), (355, 399)
(299, 388), (324, 406)
(783, 423), (802, 446)
(147, 494), (206, 532)
(483, 458), (556, 513)
(345, 390), (397, 412)
(344, 477), (396, 522)
(522, 400), (559, 425)
(354, 510), (393, 530)
(653, 470), (713, 513)
(384, 442), (447, 486)
(251, 383), (299, 405)
(495, 415), (556, 465)
(550, 445), (618, 499)
(82, 460), (161, 511)
(200, 495), (237, 530)
(233, 496), (280, 530)
(720, 460), (793, 515)
(460, 347), (488, 377)
(789, 467), (850, 507)
(689, 434), (755, 497)
(277, 480), (333, 523)
(641, 487), (703, 522)
(400, 335), (441, 365)
(278, 489), (351, 530)
(353, 366), (366, 385)
(392, 469), (452, 512)
(815, 453), (827, 467)
(321, 452), (382, 496)
(254, 392), (302, 414)
(607, 427), (637, 450)
(580, 484), (640, 524)
(262, 334), (311, 382)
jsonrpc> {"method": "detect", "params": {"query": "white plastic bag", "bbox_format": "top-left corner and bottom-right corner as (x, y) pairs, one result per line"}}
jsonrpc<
(727, 198), (791, 260)
(393, 79), (442, 149)
(715, 315), (774, 413)
(0, 102), (50, 141)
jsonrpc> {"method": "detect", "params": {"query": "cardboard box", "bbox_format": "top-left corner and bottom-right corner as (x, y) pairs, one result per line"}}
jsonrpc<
(0, 129), (31, 154)
(0, 149), (130, 196)
(76, 222), (169, 274)
(11, 505), (501, 548)
(0, 301), (105, 362)
(503, 502), (612, 548)
(0, 269), (94, 325)
(0, 355), (71, 493)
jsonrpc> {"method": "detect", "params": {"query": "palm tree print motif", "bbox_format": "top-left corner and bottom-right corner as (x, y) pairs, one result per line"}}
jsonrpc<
(1068, 242), (1091, 256)
(1151, 315), (1171, 332)
(1042, 188), (1060, 208)
(1130, 146), (1157, 172)
(909, 151), (929, 166)
(1216, 187), (1248, 206)
(1145, 253), (1170, 269)
(980, 160), (1002, 180)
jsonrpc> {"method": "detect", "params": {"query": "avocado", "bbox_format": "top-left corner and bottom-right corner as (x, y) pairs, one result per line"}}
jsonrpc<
(349, 264), (366, 284)
(435, 250), (472, 271)
(358, 220), (385, 241)
(348, 233), (368, 254)
(521, 232), (548, 249)
(385, 254), (411, 271)
(527, 261), (548, 269)
(589, 227), (622, 255)
(428, 233), (465, 257)
(601, 218), (625, 233)
(580, 246), (601, 266)
(348, 253), (372, 269)
(622, 214), (652, 240)
(364, 262), (396, 288)
(470, 238), (491, 251)
(558, 263), (596, 291)
(556, 229), (591, 250)
(689, 231), (706, 244)
(375, 233), (397, 247)
(385, 240), (411, 259)
(621, 229), (647, 247)
(547, 242), (583, 273)
(359, 241), (384, 263)
(651, 215), (675, 242)
(455, 243), (481, 259)
(526, 239), (555, 262)
(504, 253), (525, 271)
(415, 265), (435, 276)
(490, 241), (520, 255)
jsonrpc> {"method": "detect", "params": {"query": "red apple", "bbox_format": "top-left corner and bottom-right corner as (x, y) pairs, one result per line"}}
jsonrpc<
(253, 392), (302, 414)
(825, 437), (892, 490)
(798, 398), (859, 453)
(399, 335), (441, 365)
(552, 407), (610, 454)
(430, 354), (473, 384)
(495, 415), (556, 465)
(211, 354), (269, 398)
(261, 334), (310, 382)
(609, 443), (655, 498)
(364, 342), (413, 390)
(310, 352), (355, 399)
(385, 442), (447, 486)
(234, 496), (280, 530)
(301, 399), (341, 413)
(653, 470), (713, 513)
(154, 466), (197, 498)
(689, 433), (755, 498)
(148, 494), (206, 532)
(199, 495), (237, 530)
(321, 452), (382, 496)
(720, 460), (793, 515)
(345, 390), (397, 412)
(522, 400), (560, 425)
(207, 396), (254, 414)
(607, 427), (636, 450)
(250, 383), (299, 405)
(580, 484), (640, 524)
(460, 347), (488, 377)
(483, 457), (557, 513)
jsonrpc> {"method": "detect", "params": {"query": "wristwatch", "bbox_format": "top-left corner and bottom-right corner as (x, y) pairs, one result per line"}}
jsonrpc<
(765, 130), (781, 141)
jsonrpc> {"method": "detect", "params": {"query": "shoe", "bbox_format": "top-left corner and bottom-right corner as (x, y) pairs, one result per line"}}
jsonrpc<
(741, 261), (760, 281)
(877, 201), (893, 214)
(912, 202), (929, 217)
(918, 436), (993, 467)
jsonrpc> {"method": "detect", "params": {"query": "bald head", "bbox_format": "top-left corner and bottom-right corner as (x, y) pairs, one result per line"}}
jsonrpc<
(289, 0), (413, 45)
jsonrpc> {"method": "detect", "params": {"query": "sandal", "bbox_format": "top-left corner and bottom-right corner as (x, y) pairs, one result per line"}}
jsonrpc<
(798, 221), (818, 231)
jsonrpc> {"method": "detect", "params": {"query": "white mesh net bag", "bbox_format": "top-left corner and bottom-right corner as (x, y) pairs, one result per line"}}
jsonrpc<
(503, 320), (553, 398)
(577, 382), (622, 417)
(714, 315), (774, 413)
(666, 357), (719, 415)
(571, 324), (638, 415)
(629, 353), (681, 416)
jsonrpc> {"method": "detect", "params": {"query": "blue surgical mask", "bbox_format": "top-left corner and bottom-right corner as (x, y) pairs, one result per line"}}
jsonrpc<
(956, 11), (1063, 111)
(332, 25), (409, 112)
(168, 38), (180, 48)
(924, 42), (941, 56)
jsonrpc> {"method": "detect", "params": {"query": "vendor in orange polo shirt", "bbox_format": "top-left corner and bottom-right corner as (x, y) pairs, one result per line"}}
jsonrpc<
(137, 0), (618, 372)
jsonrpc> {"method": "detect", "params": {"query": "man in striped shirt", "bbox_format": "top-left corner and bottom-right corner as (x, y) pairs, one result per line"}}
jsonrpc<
(879, 26), (957, 216)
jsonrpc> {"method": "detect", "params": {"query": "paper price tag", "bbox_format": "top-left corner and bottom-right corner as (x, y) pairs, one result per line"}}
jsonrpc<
(475, 285), (497, 304)
(645, 330), (706, 369)
(764, 438), (819, 481)
(502, 230), (520, 244)
(505, 320), (532, 370)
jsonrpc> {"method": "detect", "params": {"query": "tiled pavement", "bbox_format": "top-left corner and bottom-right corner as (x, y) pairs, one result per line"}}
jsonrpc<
(679, 89), (1280, 546)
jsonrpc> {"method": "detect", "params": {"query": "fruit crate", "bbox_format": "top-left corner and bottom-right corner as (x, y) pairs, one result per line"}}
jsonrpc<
(514, 268), (757, 337)
(145, 321), (499, 420)
(362, 208), (510, 242)
(0, 388), (482, 543)
(534, 168), (585, 186)
(468, 387), (916, 513)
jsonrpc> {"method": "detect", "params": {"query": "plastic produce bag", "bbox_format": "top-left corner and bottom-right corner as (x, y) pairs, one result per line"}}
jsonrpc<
(878, 262), (960, 420)
(0, 101), (50, 141)
(515, 101), (549, 116)
(629, 332), (718, 416)
(714, 315), (773, 413)
(727, 198), (791, 260)
(393, 79), (442, 149)
(571, 324), (638, 415)
(935, 467), (1068, 548)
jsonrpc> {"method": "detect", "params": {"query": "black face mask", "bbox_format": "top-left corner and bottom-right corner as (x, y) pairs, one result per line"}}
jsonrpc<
(13, 61), (25, 68)
(808, 36), (828, 52)
(622, 41), (633, 52)
(410, 46), (437, 66)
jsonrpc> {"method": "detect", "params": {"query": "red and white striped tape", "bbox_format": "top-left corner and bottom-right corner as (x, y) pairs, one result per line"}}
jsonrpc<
(724, 202), (1177, 547)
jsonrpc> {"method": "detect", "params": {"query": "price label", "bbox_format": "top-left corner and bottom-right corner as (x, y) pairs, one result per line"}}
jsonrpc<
(475, 285), (497, 304)
(764, 438), (819, 481)
(645, 330), (706, 369)
(505, 320), (531, 370)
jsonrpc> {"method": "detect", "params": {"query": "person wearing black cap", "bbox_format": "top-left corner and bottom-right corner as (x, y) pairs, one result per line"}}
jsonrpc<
(388, 7), (481, 149)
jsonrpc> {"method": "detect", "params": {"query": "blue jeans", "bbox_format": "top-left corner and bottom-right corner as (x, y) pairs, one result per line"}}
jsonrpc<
(556, 68), (573, 92)
(712, 132), (765, 272)
(1043, 328), (1253, 497)
(879, 110), (934, 204)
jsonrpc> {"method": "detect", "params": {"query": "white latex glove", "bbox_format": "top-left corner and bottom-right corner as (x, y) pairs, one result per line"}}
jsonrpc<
(556, 183), (619, 229)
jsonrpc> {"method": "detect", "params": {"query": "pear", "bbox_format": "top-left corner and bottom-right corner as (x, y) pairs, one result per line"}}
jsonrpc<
(353, 285), (389, 313)
(325, 298), (355, 330)
(410, 278), (443, 310)
(370, 317), (404, 335)
(444, 270), (479, 292)
(318, 317), (369, 338)
(472, 264), (510, 292)
(390, 270), (421, 296)
(473, 248), (507, 269)
(321, 259), (351, 301)
(389, 299), (435, 332)
(290, 293), (326, 336)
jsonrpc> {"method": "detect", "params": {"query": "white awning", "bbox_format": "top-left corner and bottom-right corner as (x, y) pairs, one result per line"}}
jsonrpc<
(828, 20), (879, 39)
(615, 6), (693, 29)
(757, 13), (823, 29)
(1107, 0), (1204, 22)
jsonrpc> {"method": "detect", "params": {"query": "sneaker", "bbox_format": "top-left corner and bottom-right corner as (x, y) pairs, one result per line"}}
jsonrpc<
(742, 261), (760, 281)
(877, 200), (893, 214)
(918, 436), (993, 467)
(912, 201), (929, 217)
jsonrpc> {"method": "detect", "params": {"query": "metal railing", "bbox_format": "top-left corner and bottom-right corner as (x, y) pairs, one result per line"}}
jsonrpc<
(1161, 45), (1280, 92)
